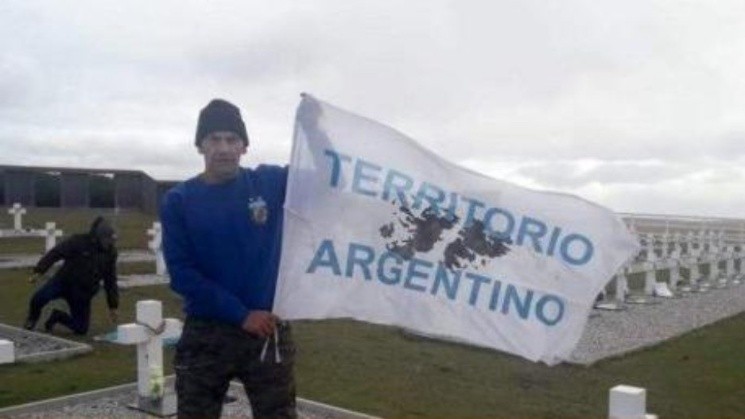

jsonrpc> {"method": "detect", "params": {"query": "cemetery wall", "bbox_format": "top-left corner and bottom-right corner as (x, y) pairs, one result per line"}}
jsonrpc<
(619, 212), (745, 241)
(0, 165), (178, 214)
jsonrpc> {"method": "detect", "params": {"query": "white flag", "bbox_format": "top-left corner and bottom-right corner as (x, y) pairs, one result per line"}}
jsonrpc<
(274, 94), (639, 365)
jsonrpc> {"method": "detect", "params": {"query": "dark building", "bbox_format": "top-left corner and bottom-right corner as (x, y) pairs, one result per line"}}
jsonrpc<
(0, 165), (179, 214)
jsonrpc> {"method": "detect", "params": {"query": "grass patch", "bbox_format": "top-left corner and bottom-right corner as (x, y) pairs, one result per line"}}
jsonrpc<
(0, 270), (180, 407)
(0, 210), (743, 417)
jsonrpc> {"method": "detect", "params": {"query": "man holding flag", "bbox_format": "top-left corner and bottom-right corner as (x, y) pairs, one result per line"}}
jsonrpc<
(162, 94), (638, 417)
(161, 99), (297, 418)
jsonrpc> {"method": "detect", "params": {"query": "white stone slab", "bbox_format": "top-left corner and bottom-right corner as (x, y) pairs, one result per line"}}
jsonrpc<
(0, 323), (92, 363)
(0, 338), (14, 364)
(609, 385), (651, 419)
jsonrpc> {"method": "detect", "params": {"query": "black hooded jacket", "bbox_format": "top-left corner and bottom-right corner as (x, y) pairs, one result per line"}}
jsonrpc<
(33, 217), (119, 309)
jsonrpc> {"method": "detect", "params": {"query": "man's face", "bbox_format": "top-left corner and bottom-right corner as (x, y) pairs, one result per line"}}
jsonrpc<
(198, 131), (247, 181)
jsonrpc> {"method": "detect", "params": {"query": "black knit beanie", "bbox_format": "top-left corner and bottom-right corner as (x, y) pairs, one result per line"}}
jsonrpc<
(89, 216), (115, 240)
(195, 99), (249, 146)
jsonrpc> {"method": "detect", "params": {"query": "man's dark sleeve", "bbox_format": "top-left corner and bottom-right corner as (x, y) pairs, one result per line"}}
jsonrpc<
(33, 237), (78, 275)
(102, 250), (119, 309)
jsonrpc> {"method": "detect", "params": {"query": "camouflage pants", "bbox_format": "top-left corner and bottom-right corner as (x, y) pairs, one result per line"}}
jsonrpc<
(174, 318), (297, 419)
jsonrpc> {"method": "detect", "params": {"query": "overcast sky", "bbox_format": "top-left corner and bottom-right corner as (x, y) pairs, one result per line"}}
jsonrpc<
(1, 1), (744, 218)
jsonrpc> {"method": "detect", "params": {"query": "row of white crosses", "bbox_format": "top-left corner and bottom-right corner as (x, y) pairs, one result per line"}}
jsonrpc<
(6, 207), (165, 265)
(601, 227), (745, 306)
(660, 230), (743, 290)
(1, 203), (63, 251)
(3, 209), (164, 272)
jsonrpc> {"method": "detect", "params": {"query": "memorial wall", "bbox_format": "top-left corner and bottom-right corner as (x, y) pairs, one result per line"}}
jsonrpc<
(0, 165), (177, 214)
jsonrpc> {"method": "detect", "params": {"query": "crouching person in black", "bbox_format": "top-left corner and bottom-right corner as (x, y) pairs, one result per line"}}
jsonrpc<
(24, 216), (119, 335)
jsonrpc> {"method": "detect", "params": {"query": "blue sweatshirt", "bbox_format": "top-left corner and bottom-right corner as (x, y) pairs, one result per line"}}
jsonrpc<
(160, 165), (288, 326)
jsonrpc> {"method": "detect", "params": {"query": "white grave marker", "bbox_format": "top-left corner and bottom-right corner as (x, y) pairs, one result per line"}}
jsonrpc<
(643, 234), (657, 295)
(725, 244), (736, 278)
(44, 222), (63, 252)
(147, 222), (167, 276)
(668, 233), (683, 290)
(713, 231), (729, 288)
(117, 300), (181, 404)
(8, 203), (26, 231)
(706, 231), (719, 284)
(595, 272), (626, 311)
(730, 244), (743, 285)
(683, 231), (704, 292)
(626, 235), (658, 304)
(615, 271), (629, 302)
(0, 339), (14, 364)
(696, 230), (713, 291)
(608, 385), (657, 419)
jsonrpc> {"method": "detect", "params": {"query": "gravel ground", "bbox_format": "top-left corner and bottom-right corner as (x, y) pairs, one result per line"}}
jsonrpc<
(8, 389), (336, 419)
(570, 282), (745, 364)
(0, 328), (75, 356)
(0, 324), (90, 361)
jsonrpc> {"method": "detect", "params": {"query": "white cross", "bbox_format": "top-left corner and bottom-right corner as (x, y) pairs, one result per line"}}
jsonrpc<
(698, 230), (711, 256)
(659, 233), (670, 259)
(629, 232), (643, 264)
(686, 231), (699, 257)
(636, 234), (657, 296)
(668, 263), (681, 290)
(117, 300), (182, 400)
(668, 233), (683, 289)
(716, 232), (726, 266)
(44, 222), (63, 252)
(644, 234), (657, 262)
(681, 231), (701, 285)
(8, 203), (26, 231)
(671, 233), (683, 259)
(147, 222), (167, 276)
(614, 271), (629, 301)
(707, 231), (720, 280)
(725, 244), (736, 277)
(707, 230), (718, 254)
(643, 269), (657, 296)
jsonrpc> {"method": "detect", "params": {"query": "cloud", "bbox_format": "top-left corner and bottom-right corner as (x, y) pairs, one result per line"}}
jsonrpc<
(590, 176), (745, 218)
(459, 156), (745, 217)
(0, 0), (744, 217)
(515, 160), (719, 189)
